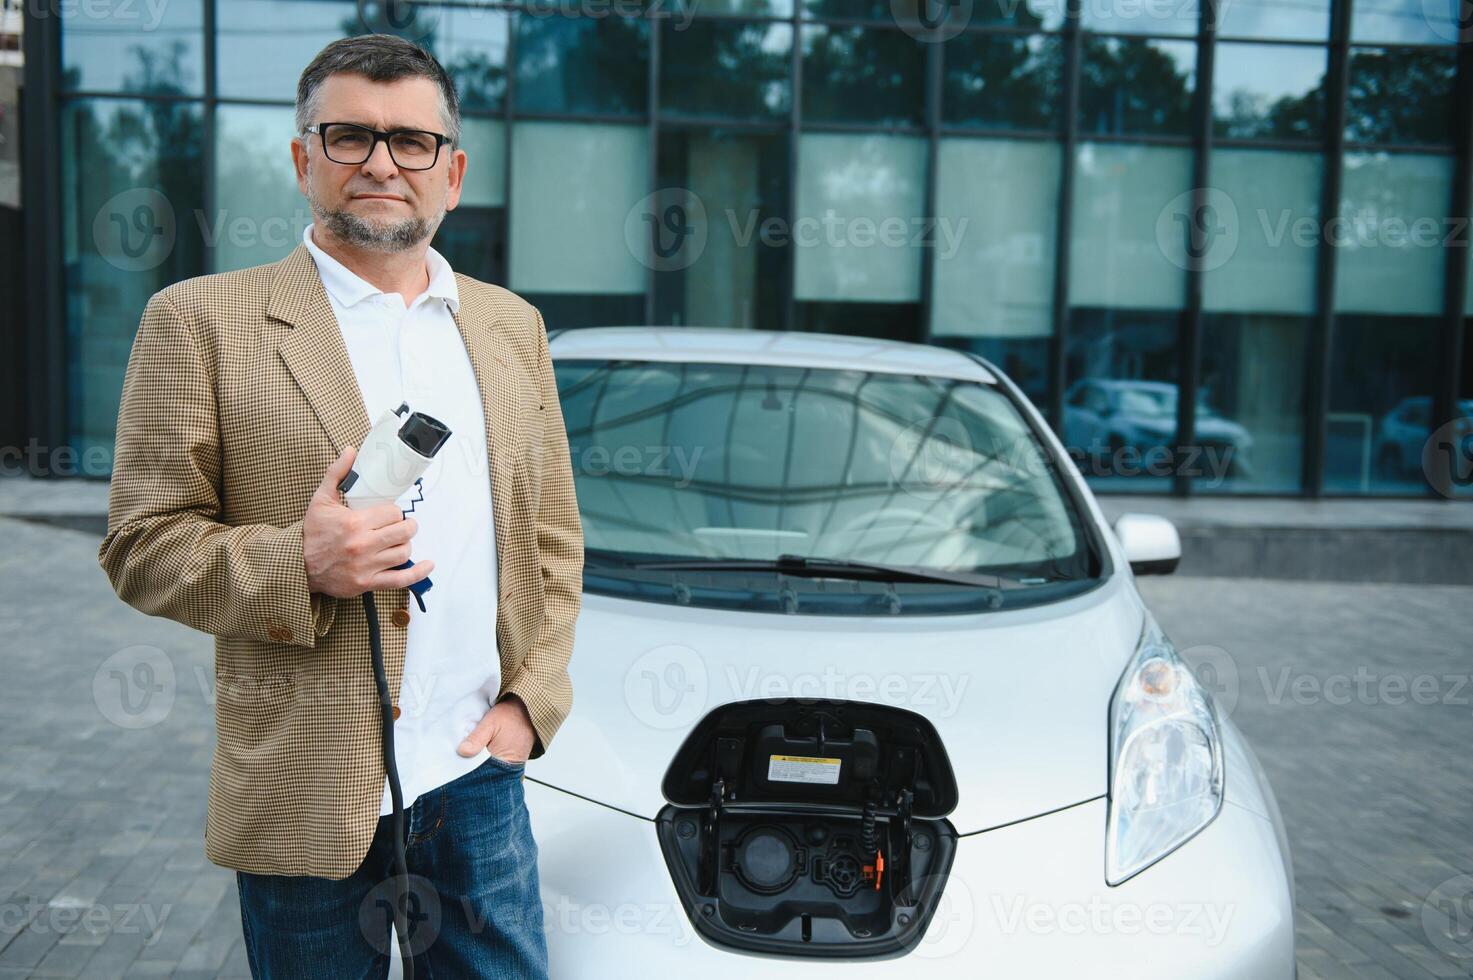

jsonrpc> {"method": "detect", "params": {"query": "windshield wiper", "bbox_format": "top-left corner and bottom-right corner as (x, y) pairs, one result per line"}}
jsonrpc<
(619, 553), (1042, 590)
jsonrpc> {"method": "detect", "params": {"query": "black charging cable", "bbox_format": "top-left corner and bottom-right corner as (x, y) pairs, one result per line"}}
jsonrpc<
(334, 404), (450, 980)
(363, 591), (415, 980)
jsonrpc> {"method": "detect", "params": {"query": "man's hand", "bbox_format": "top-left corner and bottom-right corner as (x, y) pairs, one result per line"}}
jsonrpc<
(458, 695), (536, 764)
(304, 445), (435, 599)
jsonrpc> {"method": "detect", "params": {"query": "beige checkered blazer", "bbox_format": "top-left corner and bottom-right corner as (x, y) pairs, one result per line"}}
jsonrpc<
(98, 243), (584, 879)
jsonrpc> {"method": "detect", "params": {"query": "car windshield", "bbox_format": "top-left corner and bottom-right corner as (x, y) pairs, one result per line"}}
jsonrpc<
(554, 359), (1098, 611)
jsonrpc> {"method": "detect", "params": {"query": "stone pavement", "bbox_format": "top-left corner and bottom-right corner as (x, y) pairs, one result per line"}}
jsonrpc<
(1140, 575), (1473, 980)
(0, 516), (242, 978)
(1, 512), (1470, 977)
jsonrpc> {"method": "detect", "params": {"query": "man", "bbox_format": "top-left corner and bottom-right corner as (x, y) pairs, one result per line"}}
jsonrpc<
(97, 34), (583, 979)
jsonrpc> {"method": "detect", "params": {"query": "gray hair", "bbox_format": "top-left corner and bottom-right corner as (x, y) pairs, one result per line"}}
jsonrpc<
(295, 34), (461, 148)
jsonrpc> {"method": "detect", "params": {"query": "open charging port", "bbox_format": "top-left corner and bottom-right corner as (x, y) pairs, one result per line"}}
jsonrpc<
(655, 699), (960, 957)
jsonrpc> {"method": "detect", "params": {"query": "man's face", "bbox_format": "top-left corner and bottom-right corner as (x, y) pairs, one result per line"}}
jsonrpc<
(292, 72), (466, 253)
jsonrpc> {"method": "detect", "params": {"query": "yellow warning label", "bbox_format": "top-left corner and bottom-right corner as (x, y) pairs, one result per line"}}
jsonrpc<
(768, 755), (842, 785)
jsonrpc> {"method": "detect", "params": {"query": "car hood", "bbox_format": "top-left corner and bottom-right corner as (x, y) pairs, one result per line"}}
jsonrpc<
(527, 574), (1147, 834)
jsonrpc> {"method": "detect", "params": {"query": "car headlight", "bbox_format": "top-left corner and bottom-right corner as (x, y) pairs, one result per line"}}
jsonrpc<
(1105, 614), (1224, 885)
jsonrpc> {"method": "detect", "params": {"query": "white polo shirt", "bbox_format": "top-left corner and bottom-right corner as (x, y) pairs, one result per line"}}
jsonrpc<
(302, 224), (500, 816)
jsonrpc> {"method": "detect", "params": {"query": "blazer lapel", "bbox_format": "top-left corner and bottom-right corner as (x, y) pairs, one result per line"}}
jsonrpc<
(270, 244), (372, 453)
(450, 279), (529, 606)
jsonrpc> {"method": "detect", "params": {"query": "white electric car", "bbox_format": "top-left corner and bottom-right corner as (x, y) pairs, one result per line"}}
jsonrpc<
(526, 327), (1295, 978)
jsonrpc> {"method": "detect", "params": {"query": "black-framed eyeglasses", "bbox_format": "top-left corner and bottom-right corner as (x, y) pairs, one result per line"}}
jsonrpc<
(305, 122), (451, 171)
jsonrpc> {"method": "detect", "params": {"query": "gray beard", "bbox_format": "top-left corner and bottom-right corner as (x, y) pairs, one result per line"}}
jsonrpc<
(311, 203), (432, 253)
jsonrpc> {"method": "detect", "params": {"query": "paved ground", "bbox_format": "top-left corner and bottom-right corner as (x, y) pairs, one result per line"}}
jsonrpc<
(1139, 575), (1473, 979)
(0, 513), (1470, 977)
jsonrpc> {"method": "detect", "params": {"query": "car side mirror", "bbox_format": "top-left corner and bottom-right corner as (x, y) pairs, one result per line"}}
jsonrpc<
(1114, 513), (1181, 575)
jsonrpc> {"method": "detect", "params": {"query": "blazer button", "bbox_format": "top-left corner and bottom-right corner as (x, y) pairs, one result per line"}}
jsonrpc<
(391, 608), (411, 628)
(391, 705), (402, 721)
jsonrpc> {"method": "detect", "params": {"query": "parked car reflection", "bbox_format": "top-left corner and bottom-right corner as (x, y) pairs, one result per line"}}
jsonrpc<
(1373, 396), (1473, 478)
(1063, 379), (1254, 481)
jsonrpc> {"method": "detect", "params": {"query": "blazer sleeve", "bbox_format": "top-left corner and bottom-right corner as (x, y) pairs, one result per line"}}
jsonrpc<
(499, 307), (585, 759)
(97, 289), (337, 649)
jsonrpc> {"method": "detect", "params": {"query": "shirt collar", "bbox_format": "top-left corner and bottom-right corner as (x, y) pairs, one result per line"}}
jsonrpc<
(303, 223), (460, 315)
(422, 238), (461, 315)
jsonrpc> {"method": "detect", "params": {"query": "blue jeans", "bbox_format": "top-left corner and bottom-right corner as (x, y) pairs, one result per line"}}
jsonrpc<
(236, 754), (547, 979)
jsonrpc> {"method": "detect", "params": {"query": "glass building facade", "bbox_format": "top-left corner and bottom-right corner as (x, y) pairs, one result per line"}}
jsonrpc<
(14, 0), (1473, 497)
